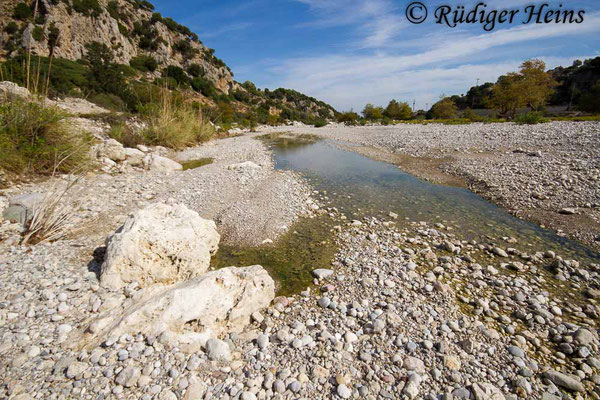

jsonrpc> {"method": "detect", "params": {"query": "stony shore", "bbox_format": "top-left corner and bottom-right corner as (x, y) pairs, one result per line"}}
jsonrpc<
(263, 122), (600, 250)
(0, 123), (599, 400)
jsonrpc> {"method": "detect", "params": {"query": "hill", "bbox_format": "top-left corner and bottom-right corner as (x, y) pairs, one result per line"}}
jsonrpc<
(0, 0), (336, 126)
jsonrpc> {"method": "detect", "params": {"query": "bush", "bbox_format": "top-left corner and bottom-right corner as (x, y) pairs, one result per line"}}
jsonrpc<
(430, 97), (458, 119)
(362, 104), (384, 120)
(4, 22), (19, 34)
(577, 83), (600, 113)
(514, 111), (548, 125)
(0, 100), (92, 174)
(72, 0), (102, 17)
(32, 25), (44, 41)
(337, 111), (359, 125)
(313, 119), (327, 128)
(13, 3), (32, 20)
(186, 63), (204, 77)
(130, 55), (158, 72)
(162, 66), (188, 86)
(108, 123), (145, 147)
(140, 89), (214, 148)
(384, 100), (411, 120)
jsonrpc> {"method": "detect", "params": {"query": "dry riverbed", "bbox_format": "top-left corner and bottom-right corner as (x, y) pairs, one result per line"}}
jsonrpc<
(263, 122), (600, 250)
(0, 123), (599, 400)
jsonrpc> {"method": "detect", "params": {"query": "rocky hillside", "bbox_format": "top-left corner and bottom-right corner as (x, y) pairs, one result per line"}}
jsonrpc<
(0, 0), (336, 123)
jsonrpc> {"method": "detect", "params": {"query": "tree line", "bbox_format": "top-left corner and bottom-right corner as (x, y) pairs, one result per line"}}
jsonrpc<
(336, 57), (600, 125)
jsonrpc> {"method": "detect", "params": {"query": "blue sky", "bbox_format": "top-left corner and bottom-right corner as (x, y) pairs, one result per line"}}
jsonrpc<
(152, 0), (600, 111)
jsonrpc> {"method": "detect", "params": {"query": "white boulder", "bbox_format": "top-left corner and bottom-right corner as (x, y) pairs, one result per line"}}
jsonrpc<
(0, 81), (31, 101)
(100, 203), (220, 290)
(100, 139), (127, 162)
(84, 265), (275, 351)
(123, 148), (145, 166)
(143, 154), (182, 171)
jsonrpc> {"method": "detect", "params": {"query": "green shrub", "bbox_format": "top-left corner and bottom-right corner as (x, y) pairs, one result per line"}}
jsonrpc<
(384, 100), (411, 120)
(362, 104), (384, 120)
(129, 55), (158, 72)
(514, 111), (548, 125)
(0, 100), (92, 174)
(108, 123), (145, 147)
(32, 25), (44, 41)
(187, 63), (204, 77)
(87, 93), (126, 111)
(13, 3), (32, 20)
(4, 22), (19, 35)
(162, 66), (188, 86)
(72, 0), (102, 17)
(191, 76), (217, 98)
(313, 119), (327, 128)
(336, 111), (359, 125)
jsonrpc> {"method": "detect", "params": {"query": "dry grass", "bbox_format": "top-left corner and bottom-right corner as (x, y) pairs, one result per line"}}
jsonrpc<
(140, 87), (214, 149)
(21, 178), (80, 245)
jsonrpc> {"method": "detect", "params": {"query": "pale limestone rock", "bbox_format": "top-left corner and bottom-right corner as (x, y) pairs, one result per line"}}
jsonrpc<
(143, 154), (183, 172)
(124, 148), (145, 166)
(0, 81), (31, 101)
(84, 265), (275, 351)
(100, 139), (127, 162)
(100, 203), (220, 290)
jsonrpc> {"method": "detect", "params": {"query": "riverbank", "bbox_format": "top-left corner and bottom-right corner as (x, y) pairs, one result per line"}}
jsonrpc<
(263, 122), (600, 251)
(1, 128), (599, 399)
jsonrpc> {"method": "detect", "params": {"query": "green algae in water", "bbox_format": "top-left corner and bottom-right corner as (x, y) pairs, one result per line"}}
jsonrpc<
(211, 215), (337, 296)
(182, 158), (213, 171)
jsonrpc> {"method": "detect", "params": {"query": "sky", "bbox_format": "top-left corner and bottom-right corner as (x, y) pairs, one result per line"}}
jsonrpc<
(151, 0), (600, 111)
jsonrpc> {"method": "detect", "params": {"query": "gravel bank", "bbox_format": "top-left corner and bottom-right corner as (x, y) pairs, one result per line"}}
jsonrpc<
(0, 134), (311, 250)
(262, 122), (600, 249)
(1, 204), (598, 399)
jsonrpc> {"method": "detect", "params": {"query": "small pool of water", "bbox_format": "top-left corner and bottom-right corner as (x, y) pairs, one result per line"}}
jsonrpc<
(181, 158), (213, 171)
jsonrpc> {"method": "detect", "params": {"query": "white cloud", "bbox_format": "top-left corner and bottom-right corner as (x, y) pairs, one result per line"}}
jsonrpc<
(263, 11), (600, 110)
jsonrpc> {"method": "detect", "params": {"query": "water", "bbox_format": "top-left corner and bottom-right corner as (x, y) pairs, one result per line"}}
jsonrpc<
(213, 134), (599, 295)
(266, 135), (599, 263)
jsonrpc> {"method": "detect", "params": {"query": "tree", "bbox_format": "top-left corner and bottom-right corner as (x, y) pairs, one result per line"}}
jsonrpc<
(383, 100), (412, 120)
(84, 41), (123, 95)
(490, 59), (557, 118)
(337, 111), (359, 125)
(489, 74), (522, 118)
(430, 97), (458, 119)
(519, 59), (557, 111)
(362, 103), (384, 120)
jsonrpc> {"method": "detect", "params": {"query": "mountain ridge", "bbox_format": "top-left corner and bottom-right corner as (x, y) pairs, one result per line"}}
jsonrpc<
(0, 0), (337, 125)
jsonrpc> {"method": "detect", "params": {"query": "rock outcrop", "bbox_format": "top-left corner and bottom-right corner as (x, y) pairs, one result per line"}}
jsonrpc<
(86, 265), (275, 351)
(100, 203), (220, 290)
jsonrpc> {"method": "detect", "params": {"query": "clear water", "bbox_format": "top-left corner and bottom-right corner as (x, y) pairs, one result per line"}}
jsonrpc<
(267, 136), (600, 264)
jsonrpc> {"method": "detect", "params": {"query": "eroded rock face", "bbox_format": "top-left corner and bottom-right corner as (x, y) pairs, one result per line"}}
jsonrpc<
(85, 265), (275, 351)
(100, 203), (220, 290)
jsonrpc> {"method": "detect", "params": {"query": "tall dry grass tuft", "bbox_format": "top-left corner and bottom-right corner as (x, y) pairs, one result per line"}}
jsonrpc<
(21, 178), (80, 245)
(140, 86), (214, 149)
(0, 100), (92, 174)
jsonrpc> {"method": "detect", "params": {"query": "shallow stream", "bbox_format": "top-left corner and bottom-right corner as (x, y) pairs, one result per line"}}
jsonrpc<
(213, 134), (599, 294)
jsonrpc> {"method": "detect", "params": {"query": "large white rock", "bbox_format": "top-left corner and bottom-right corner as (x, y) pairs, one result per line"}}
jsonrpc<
(123, 147), (145, 166)
(84, 265), (275, 351)
(100, 203), (220, 290)
(143, 154), (183, 172)
(0, 81), (31, 101)
(100, 139), (127, 162)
